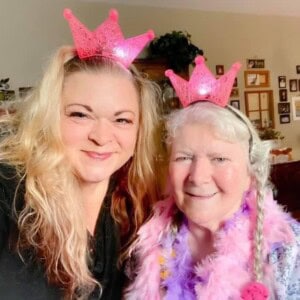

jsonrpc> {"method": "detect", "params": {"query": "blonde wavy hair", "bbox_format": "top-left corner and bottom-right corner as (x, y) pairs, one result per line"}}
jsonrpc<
(0, 46), (162, 298)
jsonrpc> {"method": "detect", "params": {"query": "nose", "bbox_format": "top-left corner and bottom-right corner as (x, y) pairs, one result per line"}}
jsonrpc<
(187, 158), (212, 185)
(88, 118), (113, 146)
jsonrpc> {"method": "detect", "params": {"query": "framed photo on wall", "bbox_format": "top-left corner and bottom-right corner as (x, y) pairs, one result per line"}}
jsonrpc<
(279, 114), (290, 124)
(278, 102), (290, 114)
(216, 65), (224, 75)
(233, 77), (238, 87)
(278, 76), (286, 88)
(230, 88), (239, 97)
(289, 79), (298, 92)
(244, 70), (270, 88)
(246, 59), (265, 69)
(230, 100), (240, 110)
(292, 96), (300, 120)
(279, 89), (287, 102)
(296, 65), (300, 74)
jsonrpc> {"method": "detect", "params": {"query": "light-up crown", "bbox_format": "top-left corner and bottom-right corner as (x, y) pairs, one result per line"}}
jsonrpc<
(63, 8), (155, 68)
(165, 56), (241, 107)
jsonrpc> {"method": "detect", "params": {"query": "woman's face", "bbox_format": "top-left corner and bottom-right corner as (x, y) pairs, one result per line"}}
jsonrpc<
(60, 70), (139, 186)
(169, 123), (251, 231)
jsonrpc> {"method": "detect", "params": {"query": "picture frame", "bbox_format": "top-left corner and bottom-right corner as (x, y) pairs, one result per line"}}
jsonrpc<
(296, 65), (300, 74)
(244, 70), (270, 88)
(279, 114), (290, 124)
(278, 76), (286, 88)
(1, 90), (15, 101)
(279, 89), (287, 102)
(292, 96), (300, 120)
(246, 59), (265, 69)
(0, 91), (4, 101)
(233, 77), (238, 87)
(216, 65), (224, 75)
(230, 100), (240, 110)
(19, 86), (32, 98)
(278, 102), (290, 114)
(289, 79), (298, 92)
(230, 88), (239, 97)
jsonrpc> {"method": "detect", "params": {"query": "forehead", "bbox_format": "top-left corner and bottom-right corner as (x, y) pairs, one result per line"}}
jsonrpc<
(62, 71), (139, 110)
(171, 122), (248, 155)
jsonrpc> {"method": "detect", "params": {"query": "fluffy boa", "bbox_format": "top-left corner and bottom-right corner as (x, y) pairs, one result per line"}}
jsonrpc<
(124, 189), (295, 300)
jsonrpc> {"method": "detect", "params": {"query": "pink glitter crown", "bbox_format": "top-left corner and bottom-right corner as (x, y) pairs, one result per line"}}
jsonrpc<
(165, 56), (241, 107)
(63, 8), (155, 68)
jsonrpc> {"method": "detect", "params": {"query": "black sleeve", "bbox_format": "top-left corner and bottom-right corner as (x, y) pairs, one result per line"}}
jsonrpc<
(0, 164), (22, 253)
(0, 181), (10, 252)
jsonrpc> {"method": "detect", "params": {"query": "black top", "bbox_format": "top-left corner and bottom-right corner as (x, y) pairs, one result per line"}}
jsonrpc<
(0, 164), (124, 299)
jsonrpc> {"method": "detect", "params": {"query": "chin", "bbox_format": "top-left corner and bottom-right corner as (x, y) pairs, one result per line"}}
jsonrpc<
(77, 170), (112, 184)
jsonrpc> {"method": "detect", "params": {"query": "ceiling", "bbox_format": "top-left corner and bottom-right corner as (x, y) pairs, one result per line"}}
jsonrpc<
(82, 0), (300, 17)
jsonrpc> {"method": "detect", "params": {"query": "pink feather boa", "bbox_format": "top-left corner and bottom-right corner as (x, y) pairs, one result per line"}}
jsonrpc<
(124, 189), (295, 300)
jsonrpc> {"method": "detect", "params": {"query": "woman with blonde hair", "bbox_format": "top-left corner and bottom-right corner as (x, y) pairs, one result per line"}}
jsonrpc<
(0, 8), (161, 299)
(125, 57), (300, 299)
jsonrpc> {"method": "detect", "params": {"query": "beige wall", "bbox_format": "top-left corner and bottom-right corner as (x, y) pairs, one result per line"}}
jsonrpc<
(1, 1), (300, 159)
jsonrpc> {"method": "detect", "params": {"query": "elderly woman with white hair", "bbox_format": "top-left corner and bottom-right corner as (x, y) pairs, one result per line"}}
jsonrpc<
(125, 57), (300, 300)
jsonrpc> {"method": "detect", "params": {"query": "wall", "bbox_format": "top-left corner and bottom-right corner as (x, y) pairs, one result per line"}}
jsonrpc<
(1, 1), (300, 159)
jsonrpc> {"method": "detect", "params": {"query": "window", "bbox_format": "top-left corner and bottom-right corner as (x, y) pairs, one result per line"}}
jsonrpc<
(244, 90), (274, 129)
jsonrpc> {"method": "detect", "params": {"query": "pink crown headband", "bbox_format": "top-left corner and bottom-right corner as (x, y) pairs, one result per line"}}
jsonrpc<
(63, 8), (155, 68)
(165, 56), (241, 107)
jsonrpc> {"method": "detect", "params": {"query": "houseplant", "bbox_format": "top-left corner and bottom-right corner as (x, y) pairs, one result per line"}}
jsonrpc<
(258, 127), (284, 141)
(148, 31), (204, 73)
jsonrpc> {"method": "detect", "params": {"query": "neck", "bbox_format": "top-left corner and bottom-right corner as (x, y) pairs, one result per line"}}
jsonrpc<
(187, 219), (216, 263)
(79, 179), (110, 235)
(79, 179), (110, 203)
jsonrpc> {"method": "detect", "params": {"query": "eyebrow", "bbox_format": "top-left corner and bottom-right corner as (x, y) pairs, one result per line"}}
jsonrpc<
(65, 103), (136, 116)
(65, 103), (92, 112)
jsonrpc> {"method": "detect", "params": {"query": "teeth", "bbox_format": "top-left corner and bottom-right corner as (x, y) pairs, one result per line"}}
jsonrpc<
(187, 192), (216, 197)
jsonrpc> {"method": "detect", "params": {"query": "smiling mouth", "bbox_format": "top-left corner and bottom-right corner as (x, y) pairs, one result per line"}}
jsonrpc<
(185, 192), (217, 198)
(84, 151), (113, 160)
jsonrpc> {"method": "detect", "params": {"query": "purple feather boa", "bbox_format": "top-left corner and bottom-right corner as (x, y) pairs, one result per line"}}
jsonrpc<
(160, 202), (250, 299)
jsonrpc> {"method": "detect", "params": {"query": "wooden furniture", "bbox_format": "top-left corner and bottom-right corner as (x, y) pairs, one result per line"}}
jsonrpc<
(134, 58), (189, 114)
(271, 147), (293, 164)
(134, 58), (169, 82)
(270, 160), (300, 219)
(134, 58), (189, 81)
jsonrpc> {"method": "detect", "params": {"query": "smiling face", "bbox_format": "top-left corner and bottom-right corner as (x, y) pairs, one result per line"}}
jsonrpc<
(169, 123), (251, 231)
(60, 70), (139, 187)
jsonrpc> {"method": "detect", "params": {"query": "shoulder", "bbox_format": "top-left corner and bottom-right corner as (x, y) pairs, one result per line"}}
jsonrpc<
(0, 163), (22, 189)
(0, 164), (24, 214)
(0, 164), (23, 250)
(137, 197), (175, 240)
(269, 219), (300, 298)
(269, 218), (300, 263)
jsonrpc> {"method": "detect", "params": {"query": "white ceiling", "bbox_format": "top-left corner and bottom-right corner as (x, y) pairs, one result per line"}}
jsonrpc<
(82, 0), (300, 17)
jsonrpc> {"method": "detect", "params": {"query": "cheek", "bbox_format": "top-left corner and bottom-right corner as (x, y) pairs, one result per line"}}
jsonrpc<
(60, 121), (83, 147)
(218, 165), (251, 192)
(120, 129), (138, 154)
(169, 164), (187, 190)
